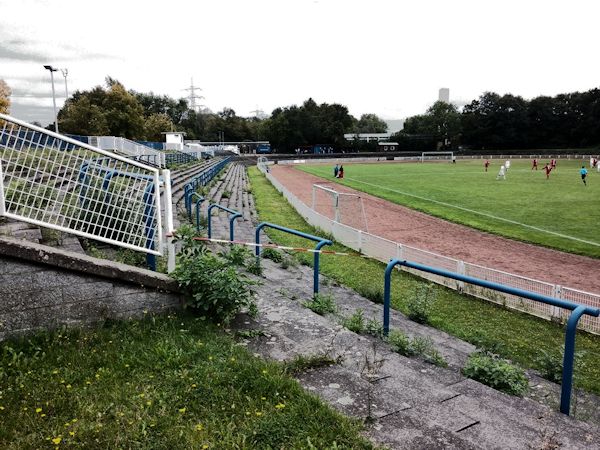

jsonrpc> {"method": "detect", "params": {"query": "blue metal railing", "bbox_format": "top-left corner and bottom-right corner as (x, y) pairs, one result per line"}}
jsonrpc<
(207, 204), (242, 242)
(383, 258), (600, 416)
(184, 157), (231, 218)
(190, 193), (205, 231)
(255, 222), (332, 295)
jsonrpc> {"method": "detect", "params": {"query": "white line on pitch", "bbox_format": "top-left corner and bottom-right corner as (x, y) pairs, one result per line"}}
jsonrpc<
(345, 177), (600, 247)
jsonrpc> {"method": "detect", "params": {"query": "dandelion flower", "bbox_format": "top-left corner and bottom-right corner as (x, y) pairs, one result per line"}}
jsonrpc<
(195, 424), (203, 431)
(178, 407), (186, 414)
(255, 411), (263, 416)
(36, 408), (42, 413)
(69, 431), (75, 437)
(52, 437), (61, 444)
(275, 403), (285, 409)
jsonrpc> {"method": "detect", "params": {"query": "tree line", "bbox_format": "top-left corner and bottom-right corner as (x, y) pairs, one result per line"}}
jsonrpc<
(51, 77), (387, 152)
(3, 77), (599, 152)
(396, 90), (600, 151)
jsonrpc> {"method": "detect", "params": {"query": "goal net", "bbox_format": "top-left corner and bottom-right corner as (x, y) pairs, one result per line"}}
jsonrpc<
(311, 183), (369, 232)
(421, 151), (454, 162)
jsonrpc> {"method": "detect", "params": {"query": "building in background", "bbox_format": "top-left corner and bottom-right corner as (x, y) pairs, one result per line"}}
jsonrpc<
(439, 88), (450, 103)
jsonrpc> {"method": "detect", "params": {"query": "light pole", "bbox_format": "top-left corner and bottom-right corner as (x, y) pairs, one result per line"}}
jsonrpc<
(43, 65), (59, 133)
(60, 68), (69, 99)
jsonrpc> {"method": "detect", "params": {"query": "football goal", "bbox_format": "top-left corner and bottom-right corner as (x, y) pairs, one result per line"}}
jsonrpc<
(421, 151), (454, 162)
(311, 183), (369, 232)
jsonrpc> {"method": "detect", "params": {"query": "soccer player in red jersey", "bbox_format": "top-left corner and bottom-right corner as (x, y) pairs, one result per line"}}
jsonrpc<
(531, 158), (538, 170)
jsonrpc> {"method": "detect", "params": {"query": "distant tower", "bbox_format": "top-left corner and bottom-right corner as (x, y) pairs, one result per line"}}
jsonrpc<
(439, 88), (450, 103)
(250, 106), (266, 119)
(184, 78), (204, 112)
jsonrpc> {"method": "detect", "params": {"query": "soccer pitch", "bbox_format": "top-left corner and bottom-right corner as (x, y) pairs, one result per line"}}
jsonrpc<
(298, 159), (600, 259)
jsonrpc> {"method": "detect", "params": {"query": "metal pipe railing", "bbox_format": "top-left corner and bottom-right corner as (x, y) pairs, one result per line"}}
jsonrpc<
(207, 204), (242, 242)
(255, 222), (332, 294)
(190, 193), (205, 231)
(383, 258), (600, 416)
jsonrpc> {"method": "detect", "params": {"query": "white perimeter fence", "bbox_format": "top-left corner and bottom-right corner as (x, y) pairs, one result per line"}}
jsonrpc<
(257, 161), (600, 335)
(0, 114), (171, 256)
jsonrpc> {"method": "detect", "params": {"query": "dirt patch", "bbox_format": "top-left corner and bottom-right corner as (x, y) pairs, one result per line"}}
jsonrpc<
(270, 165), (600, 295)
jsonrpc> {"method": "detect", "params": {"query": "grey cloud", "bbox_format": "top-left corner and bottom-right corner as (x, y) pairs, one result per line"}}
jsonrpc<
(9, 103), (55, 126)
(0, 36), (118, 63)
(0, 45), (49, 63)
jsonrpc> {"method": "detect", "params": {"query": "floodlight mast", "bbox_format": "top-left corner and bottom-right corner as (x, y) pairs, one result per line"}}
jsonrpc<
(43, 65), (59, 133)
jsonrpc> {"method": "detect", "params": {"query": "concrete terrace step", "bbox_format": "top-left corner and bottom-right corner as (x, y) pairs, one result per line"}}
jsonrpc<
(234, 257), (600, 450)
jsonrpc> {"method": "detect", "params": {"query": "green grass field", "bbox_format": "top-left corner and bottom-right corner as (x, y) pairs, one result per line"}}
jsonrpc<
(298, 159), (600, 258)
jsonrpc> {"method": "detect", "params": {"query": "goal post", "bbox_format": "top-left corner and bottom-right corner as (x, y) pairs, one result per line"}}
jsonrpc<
(421, 151), (454, 162)
(311, 183), (369, 232)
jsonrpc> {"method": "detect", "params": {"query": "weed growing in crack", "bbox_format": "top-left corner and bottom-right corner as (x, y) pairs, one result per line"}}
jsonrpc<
(303, 293), (336, 315)
(342, 309), (365, 333)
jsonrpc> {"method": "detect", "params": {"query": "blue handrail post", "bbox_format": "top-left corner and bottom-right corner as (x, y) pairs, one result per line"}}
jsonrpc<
(314, 240), (330, 295)
(207, 204), (242, 241)
(381, 257), (599, 416)
(190, 193), (204, 231)
(560, 305), (586, 415)
(255, 222), (332, 295)
(229, 212), (242, 242)
(383, 260), (397, 335)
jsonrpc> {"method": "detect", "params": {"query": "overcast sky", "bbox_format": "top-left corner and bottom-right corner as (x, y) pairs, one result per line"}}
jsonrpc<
(1, 0), (599, 127)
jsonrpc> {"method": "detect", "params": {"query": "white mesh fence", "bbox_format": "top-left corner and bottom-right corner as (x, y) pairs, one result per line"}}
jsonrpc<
(0, 114), (163, 255)
(90, 136), (165, 167)
(258, 163), (600, 334)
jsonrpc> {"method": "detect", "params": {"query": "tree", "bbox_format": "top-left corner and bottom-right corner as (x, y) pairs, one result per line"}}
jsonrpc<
(263, 98), (355, 152)
(355, 113), (388, 133)
(398, 101), (461, 149)
(102, 82), (146, 139)
(462, 92), (528, 149)
(59, 97), (109, 136)
(144, 113), (174, 141)
(0, 79), (11, 114)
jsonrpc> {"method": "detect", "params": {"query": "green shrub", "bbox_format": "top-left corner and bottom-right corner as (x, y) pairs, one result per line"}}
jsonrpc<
(261, 247), (283, 263)
(386, 331), (448, 367)
(410, 336), (448, 367)
(246, 258), (263, 276)
(536, 349), (563, 383)
(387, 330), (411, 355)
(303, 293), (336, 315)
(342, 309), (365, 333)
(172, 230), (256, 323)
(280, 255), (298, 270)
(407, 284), (436, 324)
(365, 318), (384, 338)
(219, 245), (251, 266)
(462, 352), (528, 396)
(221, 190), (231, 199)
